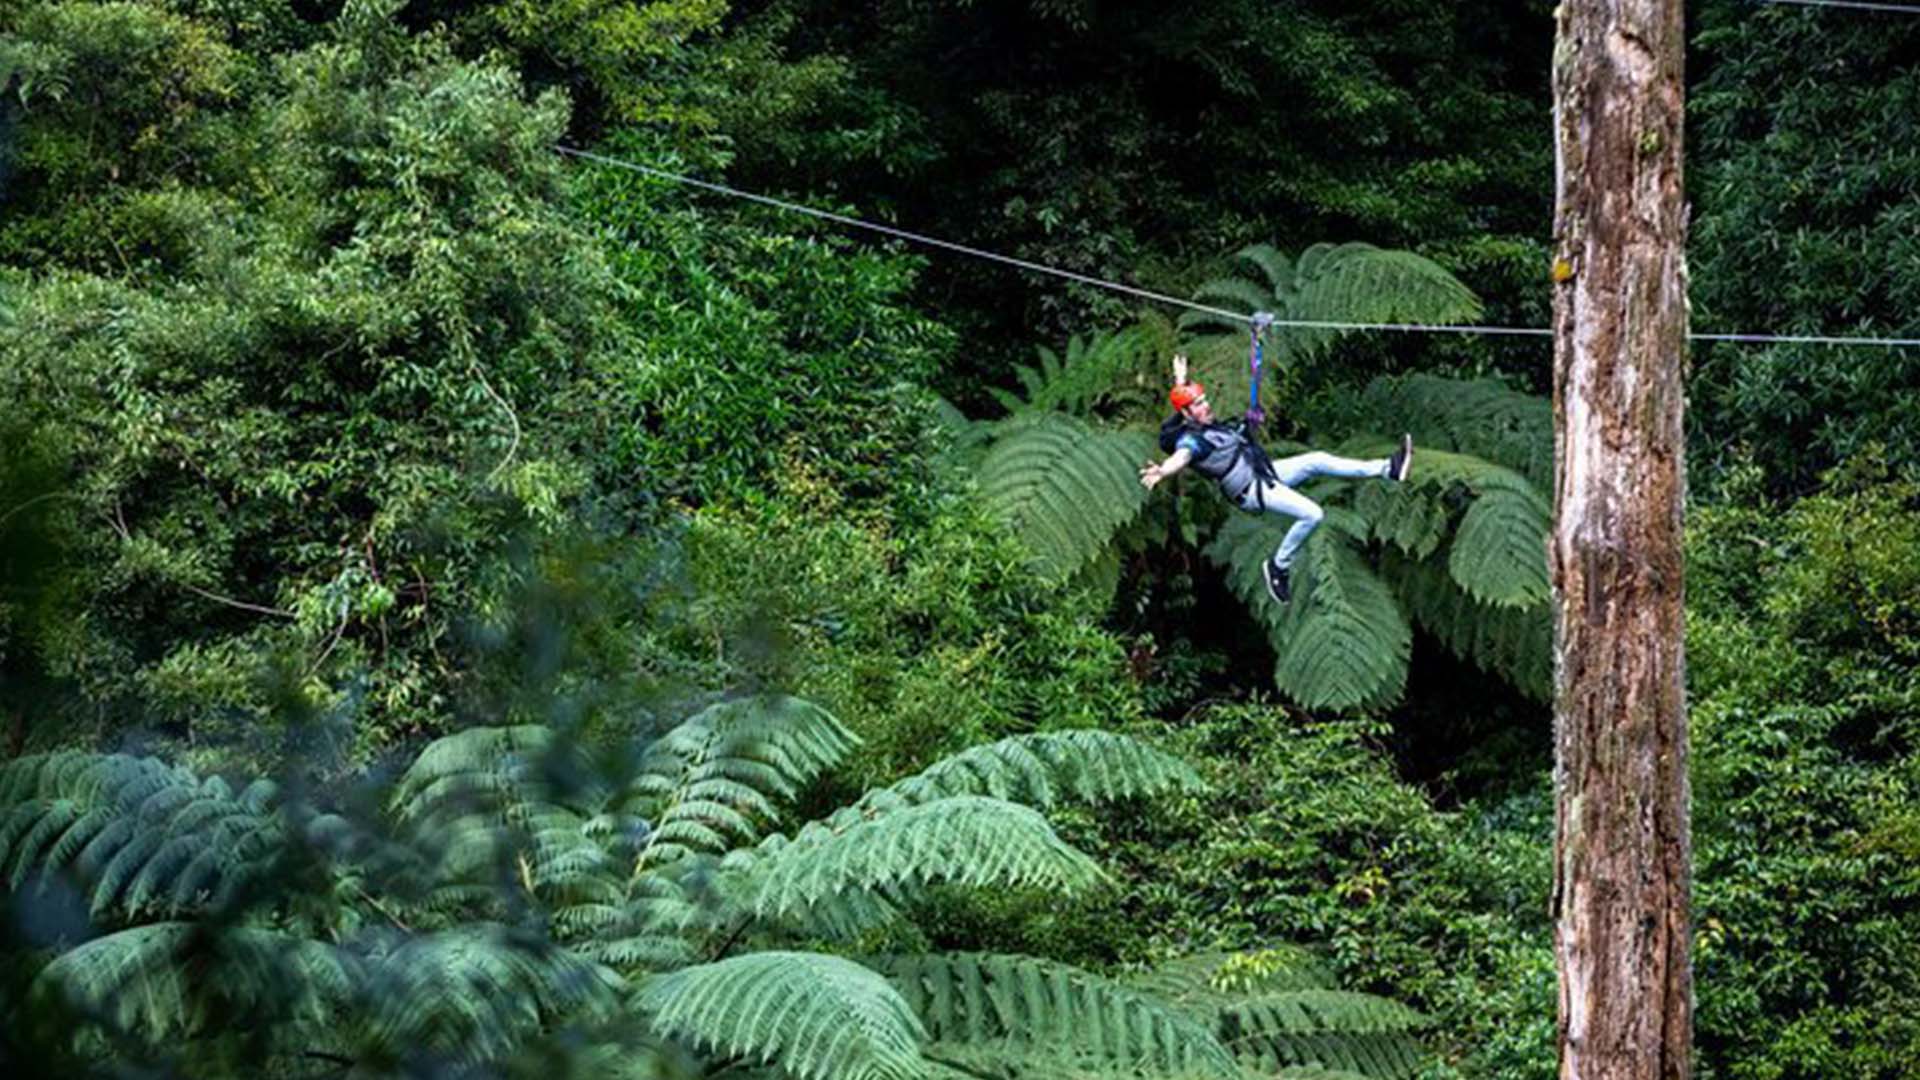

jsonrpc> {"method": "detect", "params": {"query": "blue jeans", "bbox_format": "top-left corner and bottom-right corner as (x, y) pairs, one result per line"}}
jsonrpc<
(1234, 452), (1390, 569)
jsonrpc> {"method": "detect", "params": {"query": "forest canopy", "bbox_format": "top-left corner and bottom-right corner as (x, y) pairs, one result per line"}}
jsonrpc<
(1, 1), (1917, 1077)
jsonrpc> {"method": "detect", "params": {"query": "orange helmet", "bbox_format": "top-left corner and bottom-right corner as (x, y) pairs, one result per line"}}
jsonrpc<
(1169, 382), (1206, 411)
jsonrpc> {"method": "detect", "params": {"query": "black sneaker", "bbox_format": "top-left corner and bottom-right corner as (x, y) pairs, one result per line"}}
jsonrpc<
(1264, 559), (1293, 604)
(1387, 433), (1414, 482)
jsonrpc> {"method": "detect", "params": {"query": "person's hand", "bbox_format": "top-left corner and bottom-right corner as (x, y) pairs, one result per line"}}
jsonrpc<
(1140, 461), (1165, 490)
(1172, 353), (1188, 384)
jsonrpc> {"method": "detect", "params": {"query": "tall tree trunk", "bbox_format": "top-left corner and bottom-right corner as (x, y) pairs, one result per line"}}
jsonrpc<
(1549, 1), (1692, 1079)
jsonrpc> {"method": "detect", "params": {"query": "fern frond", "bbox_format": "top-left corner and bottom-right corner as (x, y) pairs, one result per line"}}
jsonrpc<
(1276, 244), (1481, 370)
(1448, 489), (1551, 608)
(1383, 553), (1551, 701)
(361, 924), (624, 1065)
(870, 730), (1204, 811)
(34, 923), (356, 1039)
(931, 394), (996, 464)
(1186, 276), (1276, 328)
(1341, 445), (1550, 611)
(1221, 989), (1428, 1078)
(0, 753), (287, 918)
(739, 796), (1105, 918)
(637, 952), (928, 1080)
(1234, 244), (1297, 296)
(624, 695), (858, 868)
(1354, 374), (1550, 488)
(1207, 520), (1411, 712)
(875, 952), (1240, 1078)
(976, 414), (1153, 580)
(1179, 243), (1481, 376)
(1351, 482), (1451, 562)
(580, 933), (702, 971)
(391, 724), (568, 822)
(993, 328), (1155, 418)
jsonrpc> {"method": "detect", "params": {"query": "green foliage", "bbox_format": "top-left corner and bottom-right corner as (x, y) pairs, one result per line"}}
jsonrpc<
(1686, 476), (1920, 1077)
(878, 951), (1241, 1078)
(1215, 990), (1426, 1078)
(637, 952), (927, 1080)
(7, 694), (1407, 1079)
(1106, 705), (1556, 1080)
(718, 0), (1548, 372)
(1176, 243), (1483, 409)
(974, 414), (1155, 581)
(1347, 374), (1551, 490)
(877, 729), (1205, 810)
(0, 0), (251, 269)
(1381, 554), (1550, 703)
(627, 695), (858, 863)
(34, 923), (355, 1038)
(569, 129), (955, 515)
(1689, 2), (1920, 494)
(0, 3), (638, 753)
(653, 481), (1151, 795)
(0, 752), (302, 920)
(1207, 515), (1411, 713)
(989, 328), (1162, 418)
(453, 0), (731, 128)
(0, 1), (969, 761)
(742, 796), (1106, 917)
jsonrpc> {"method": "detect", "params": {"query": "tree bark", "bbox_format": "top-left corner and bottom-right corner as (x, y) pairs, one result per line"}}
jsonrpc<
(1549, 1), (1692, 1080)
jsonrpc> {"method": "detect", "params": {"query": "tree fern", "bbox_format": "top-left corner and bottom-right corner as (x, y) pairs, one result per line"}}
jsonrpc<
(1176, 243), (1483, 406)
(875, 952), (1241, 1079)
(621, 694), (859, 867)
(0, 752), (297, 919)
(389, 724), (588, 830)
(1129, 951), (1430, 1079)
(1171, 432), (1550, 708)
(1352, 373), (1551, 488)
(990, 327), (1159, 417)
(33, 923), (356, 1039)
(1385, 448), (1548, 609)
(1383, 552), (1551, 701)
(357, 925), (624, 1066)
(1131, 947), (1338, 1003)
(738, 796), (1106, 918)
(637, 951), (928, 1080)
(387, 725), (615, 917)
(1207, 516), (1412, 712)
(1216, 991), (1428, 1078)
(8, 699), (1436, 1080)
(875, 730), (1206, 811)
(975, 413), (1155, 581)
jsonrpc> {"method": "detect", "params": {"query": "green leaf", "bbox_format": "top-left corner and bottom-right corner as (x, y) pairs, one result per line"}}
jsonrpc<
(740, 796), (1106, 917)
(878, 730), (1206, 810)
(875, 952), (1241, 1078)
(1207, 520), (1411, 711)
(627, 695), (860, 865)
(637, 952), (928, 1080)
(976, 414), (1153, 580)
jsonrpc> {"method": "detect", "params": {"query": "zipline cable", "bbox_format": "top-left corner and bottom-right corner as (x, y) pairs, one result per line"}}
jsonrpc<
(556, 144), (1920, 351)
(1756, 0), (1920, 14)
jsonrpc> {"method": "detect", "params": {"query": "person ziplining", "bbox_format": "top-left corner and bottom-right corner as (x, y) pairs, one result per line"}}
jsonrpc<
(1140, 318), (1412, 604)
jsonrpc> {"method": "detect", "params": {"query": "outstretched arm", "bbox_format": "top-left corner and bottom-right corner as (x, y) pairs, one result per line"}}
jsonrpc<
(1141, 448), (1193, 490)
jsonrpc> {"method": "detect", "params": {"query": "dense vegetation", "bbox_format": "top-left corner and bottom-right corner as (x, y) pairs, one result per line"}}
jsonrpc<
(2, 1), (1916, 1078)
